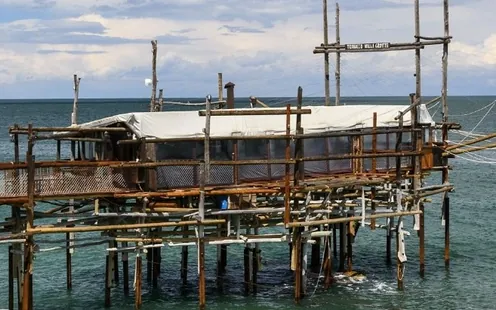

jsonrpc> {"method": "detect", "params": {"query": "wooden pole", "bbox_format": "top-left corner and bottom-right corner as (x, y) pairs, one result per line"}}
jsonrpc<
(122, 237), (129, 295)
(218, 73), (223, 107)
(104, 255), (111, 307)
(135, 255), (142, 309)
(22, 125), (35, 310)
(158, 89), (164, 112)
(419, 203), (425, 277)
(284, 103), (292, 226)
(243, 243), (251, 294)
(346, 212), (353, 272)
(181, 225), (189, 285)
(335, 2), (341, 105)
(386, 217), (394, 265)
(71, 74), (81, 125)
(294, 228), (302, 302)
(150, 40), (158, 112)
(252, 227), (259, 294)
(66, 232), (72, 290)
(442, 0), (450, 270)
(323, 0), (330, 106)
(8, 245), (13, 310)
(338, 222), (345, 272)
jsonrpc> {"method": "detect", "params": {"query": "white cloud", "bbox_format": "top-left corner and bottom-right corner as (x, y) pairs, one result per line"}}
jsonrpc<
(0, 0), (495, 97)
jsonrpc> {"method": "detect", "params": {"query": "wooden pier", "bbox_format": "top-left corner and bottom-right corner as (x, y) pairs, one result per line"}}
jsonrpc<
(2, 0), (492, 309)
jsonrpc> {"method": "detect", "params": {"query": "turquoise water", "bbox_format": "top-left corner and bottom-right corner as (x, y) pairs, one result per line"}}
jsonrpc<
(0, 96), (494, 309)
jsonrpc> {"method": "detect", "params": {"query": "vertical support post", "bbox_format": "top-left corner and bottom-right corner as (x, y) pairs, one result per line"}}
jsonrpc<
(71, 74), (81, 125)
(104, 254), (112, 308)
(442, 0), (450, 270)
(324, 233), (333, 289)
(22, 124), (35, 310)
(419, 203), (425, 277)
(323, 0), (330, 106)
(217, 73), (223, 107)
(158, 89), (164, 112)
(9, 245), (13, 310)
(294, 228), (302, 303)
(332, 224), (337, 258)
(338, 222), (345, 272)
(66, 232), (72, 290)
(224, 82), (235, 109)
(335, 2), (341, 105)
(243, 242), (252, 294)
(146, 248), (152, 283)
(386, 217), (394, 265)
(181, 225), (189, 285)
(197, 95), (211, 309)
(150, 40), (158, 112)
(152, 246), (159, 288)
(122, 237), (129, 295)
(346, 215), (353, 272)
(252, 226), (259, 294)
(284, 104), (291, 226)
(135, 254), (142, 309)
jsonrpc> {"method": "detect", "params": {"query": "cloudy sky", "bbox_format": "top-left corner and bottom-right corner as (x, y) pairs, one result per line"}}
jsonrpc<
(0, 0), (494, 99)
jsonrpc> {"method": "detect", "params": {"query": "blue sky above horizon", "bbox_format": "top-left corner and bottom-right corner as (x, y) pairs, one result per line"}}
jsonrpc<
(0, 0), (495, 99)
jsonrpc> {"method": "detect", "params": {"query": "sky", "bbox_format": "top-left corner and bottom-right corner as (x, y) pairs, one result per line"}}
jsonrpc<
(0, 0), (495, 99)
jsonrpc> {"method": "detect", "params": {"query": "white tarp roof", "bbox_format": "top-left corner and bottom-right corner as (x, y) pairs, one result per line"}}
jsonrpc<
(76, 105), (434, 139)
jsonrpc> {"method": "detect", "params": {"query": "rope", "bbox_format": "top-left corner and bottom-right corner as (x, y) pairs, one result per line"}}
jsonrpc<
(458, 101), (495, 144)
(449, 100), (496, 117)
(309, 236), (329, 298)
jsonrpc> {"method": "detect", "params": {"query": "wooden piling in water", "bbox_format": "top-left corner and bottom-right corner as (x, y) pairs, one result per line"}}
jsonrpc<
(135, 255), (142, 309)
(105, 254), (112, 307)
(8, 245), (14, 310)
(338, 222), (345, 272)
(419, 203), (425, 277)
(181, 225), (188, 285)
(66, 232), (72, 290)
(122, 238), (130, 294)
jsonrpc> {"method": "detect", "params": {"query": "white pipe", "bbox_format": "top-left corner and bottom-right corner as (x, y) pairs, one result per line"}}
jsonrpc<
(107, 243), (164, 253)
(0, 239), (26, 244)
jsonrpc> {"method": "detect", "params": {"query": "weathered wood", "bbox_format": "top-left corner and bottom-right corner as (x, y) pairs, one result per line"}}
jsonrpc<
(289, 210), (422, 228)
(135, 255), (142, 309)
(22, 126), (35, 310)
(243, 244), (251, 294)
(10, 126), (128, 133)
(150, 40), (158, 112)
(198, 238), (206, 308)
(284, 104), (291, 226)
(122, 238), (129, 295)
(8, 245), (13, 310)
(294, 228), (302, 302)
(419, 203), (425, 277)
(104, 254), (111, 307)
(338, 222), (345, 272)
(442, 0), (450, 269)
(218, 73), (223, 105)
(158, 89), (164, 111)
(26, 219), (225, 235)
(323, 0), (330, 106)
(335, 2), (341, 105)
(71, 74), (81, 126)
(314, 39), (448, 54)
(181, 225), (188, 285)
(198, 108), (311, 116)
(66, 232), (72, 290)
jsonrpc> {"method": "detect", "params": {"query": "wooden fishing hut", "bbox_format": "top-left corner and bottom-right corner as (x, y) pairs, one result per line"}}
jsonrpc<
(0, 0), (473, 309)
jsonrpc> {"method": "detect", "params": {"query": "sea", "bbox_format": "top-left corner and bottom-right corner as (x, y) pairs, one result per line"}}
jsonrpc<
(0, 96), (494, 310)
